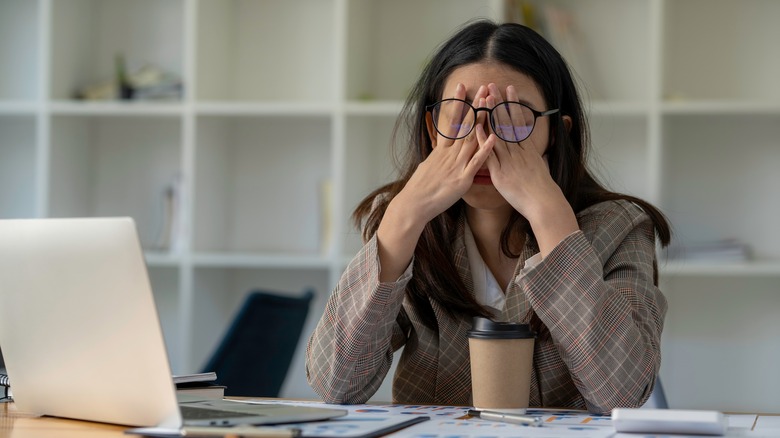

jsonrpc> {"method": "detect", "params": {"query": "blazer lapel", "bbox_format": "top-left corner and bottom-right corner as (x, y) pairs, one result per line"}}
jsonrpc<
(500, 245), (536, 323)
(429, 216), (474, 404)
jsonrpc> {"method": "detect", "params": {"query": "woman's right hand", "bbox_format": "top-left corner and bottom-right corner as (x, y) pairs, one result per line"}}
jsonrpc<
(374, 83), (495, 282)
(396, 83), (495, 224)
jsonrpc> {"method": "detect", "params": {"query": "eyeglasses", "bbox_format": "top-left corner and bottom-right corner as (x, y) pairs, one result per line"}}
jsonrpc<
(426, 98), (559, 143)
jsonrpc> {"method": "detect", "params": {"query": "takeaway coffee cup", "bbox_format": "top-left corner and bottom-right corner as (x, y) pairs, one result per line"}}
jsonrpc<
(467, 317), (536, 413)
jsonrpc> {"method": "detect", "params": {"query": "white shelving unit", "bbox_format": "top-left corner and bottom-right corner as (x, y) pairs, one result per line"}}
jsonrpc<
(1, 0), (778, 410)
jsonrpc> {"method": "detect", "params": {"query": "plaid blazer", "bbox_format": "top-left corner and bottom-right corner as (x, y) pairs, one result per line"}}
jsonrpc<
(306, 200), (667, 413)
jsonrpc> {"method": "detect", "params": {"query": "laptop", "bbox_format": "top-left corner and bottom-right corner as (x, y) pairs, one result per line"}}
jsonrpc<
(0, 217), (346, 428)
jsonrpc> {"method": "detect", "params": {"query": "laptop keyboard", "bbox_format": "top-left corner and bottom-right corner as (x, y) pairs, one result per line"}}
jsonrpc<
(180, 405), (261, 419)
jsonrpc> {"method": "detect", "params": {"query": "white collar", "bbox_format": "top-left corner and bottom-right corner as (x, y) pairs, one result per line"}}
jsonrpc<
(463, 220), (506, 313)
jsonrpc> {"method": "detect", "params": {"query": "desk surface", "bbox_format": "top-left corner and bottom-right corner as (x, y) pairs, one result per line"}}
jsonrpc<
(2, 402), (126, 437)
(3, 401), (780, 438)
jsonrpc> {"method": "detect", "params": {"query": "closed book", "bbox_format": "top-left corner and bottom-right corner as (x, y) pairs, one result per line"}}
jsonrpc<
(176, 384), (226, 399)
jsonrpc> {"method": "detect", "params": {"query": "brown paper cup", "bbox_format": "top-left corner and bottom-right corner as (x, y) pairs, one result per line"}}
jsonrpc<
(468, 317), (535, 413)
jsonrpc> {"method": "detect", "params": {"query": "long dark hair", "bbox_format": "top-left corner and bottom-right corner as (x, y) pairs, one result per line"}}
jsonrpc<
(353, 20), (671, 329)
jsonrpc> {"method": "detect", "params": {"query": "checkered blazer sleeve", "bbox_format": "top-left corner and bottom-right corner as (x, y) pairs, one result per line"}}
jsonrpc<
(520, 201), (667, 413)
(305, 234), (412, 404)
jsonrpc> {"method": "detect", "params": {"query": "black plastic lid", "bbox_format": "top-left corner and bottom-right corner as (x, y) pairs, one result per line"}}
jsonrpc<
(466, 317), (535, 339)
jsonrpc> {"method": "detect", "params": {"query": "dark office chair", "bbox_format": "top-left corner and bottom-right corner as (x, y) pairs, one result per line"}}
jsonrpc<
(652, 377), (669, 408)
(644, 376), (669, 409)
(201, 289), (315, 397)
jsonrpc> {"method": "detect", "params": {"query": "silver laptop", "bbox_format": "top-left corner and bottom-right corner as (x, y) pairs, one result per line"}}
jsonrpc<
(0, 217), (346, 428)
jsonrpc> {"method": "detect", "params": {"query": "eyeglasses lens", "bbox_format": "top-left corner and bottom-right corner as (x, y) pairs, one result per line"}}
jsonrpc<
(491, 102), (534, 142)
(433, 100), (475, 139)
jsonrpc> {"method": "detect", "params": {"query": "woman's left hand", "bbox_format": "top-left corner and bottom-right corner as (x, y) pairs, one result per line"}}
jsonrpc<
(484, 83), (579, 256)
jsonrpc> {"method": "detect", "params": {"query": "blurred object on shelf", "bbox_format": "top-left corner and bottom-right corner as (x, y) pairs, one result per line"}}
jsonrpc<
(75, 79), (116, 101)
(504, 0), (541, 33)
(152, 174), (182, 253)
(128, 65), (183, 100)
(75, 53), (183, 101)
(667, 238), (752, 263)
(116, 53), (133, 100)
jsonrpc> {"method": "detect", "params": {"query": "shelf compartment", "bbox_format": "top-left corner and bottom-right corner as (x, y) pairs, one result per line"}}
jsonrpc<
(0, 115), (38, 218)
(0, 0), (40, 101)
(342, 114), (403, 256)
(523, 0), (652, 103)
(193, 115), (332, 255)
(195, 0), (335, 102)
(587, 113), (651, 201)
(663, 0), (780, 102)
(49, 0), (184, 101)
(660, 276), (780, 412)
(148, 266), (183, 372)
(345, 0), (502, 102)
(189, 266), (329, 395)
(48, 115), (183, 249)
(660, 114), (780, 261)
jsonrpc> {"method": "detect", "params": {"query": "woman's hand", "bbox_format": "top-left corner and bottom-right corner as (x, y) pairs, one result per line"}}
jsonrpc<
(396, 83), (496, 225)
(484, 83), (579, 257)
(374, 83), (495, 282)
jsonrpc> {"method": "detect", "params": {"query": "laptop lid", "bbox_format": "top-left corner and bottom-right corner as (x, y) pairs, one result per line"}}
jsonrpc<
(0, 217), (345, 428)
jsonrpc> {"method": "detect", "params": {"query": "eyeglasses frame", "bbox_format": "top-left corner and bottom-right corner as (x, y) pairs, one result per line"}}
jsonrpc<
(425, 98), (560, 143)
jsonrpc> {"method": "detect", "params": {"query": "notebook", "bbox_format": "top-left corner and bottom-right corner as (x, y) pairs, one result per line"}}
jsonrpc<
(0, 217), (346, 428)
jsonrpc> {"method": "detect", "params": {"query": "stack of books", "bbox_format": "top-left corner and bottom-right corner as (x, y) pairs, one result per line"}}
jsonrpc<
(173, 372), (225, 399)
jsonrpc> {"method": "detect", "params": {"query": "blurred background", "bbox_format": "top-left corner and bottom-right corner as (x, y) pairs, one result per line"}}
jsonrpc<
(1, 0), (778, 411)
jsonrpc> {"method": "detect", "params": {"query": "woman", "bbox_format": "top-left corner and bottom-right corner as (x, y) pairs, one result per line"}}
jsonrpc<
(305, 19), (670, 414)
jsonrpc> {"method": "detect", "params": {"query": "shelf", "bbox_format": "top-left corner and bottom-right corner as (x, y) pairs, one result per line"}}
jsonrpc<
(49, 101), (184, 116)
(195, 102), (333, 116)
(661, 260), (780, 277)
(192, 252), (331, 269)
(0, 102), (38, 115)
(344, 101), (404, 116)
(662, 100), (780, 115)
(144, 251), (183, 267)
(587, 101), (650, 117)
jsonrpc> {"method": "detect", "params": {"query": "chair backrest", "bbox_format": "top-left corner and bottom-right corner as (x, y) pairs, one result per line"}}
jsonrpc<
(643, 377), (669, 409)
(201, 289), (315, 397)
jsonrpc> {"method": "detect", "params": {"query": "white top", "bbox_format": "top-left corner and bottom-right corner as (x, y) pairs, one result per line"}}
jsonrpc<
(464, 221), (543, 314)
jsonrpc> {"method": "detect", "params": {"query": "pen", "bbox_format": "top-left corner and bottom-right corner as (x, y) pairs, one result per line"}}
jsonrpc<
(182, 425), (301, 437)
(467, 409), (544, 427)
